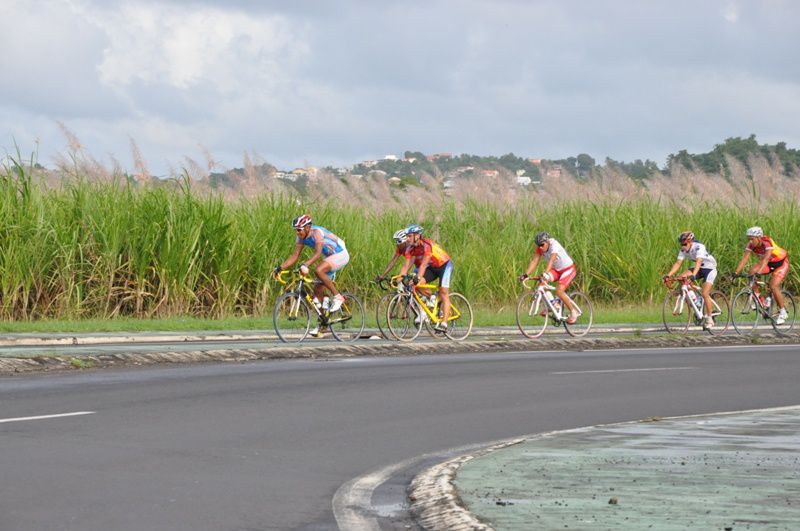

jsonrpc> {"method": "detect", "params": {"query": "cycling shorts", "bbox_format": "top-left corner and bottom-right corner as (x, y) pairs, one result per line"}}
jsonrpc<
(695, 268), (718, 285)
(423, 261), (454, 289)
(549, 264), (577, 288)
(758, 258), (789, 282)
(320, 249), (350, 281)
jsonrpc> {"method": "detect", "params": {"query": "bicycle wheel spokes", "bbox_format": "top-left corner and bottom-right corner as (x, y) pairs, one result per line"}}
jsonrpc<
(329, 292), (365, 342)
(386, 294), (423, 342)
(770, 290), (796, 335)
(516, 291), (548, 339)
(705, 290), (730, 335)
(661, 290), (690, 334)
(445, 293), (473, 341)
(731, 290), (760, 335)
(273, 292), (311, 343)
(564, 291), (593, 338)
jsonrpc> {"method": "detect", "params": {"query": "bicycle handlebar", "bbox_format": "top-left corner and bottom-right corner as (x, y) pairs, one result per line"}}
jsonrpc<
(274, 269), (314, 285)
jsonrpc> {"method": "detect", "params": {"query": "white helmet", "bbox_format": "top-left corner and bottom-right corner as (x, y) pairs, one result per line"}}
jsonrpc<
(392, 229), (408, 245)
(746, 226), (763, 237)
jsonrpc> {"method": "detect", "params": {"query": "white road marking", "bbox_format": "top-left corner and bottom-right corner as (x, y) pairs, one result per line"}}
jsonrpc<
(0, 411), (95, 424)
(552, 366), (695, 375)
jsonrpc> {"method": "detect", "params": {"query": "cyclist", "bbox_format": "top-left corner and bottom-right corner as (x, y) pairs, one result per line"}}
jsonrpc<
(398, 224), (453, 333)
(664, 231), (718, 328)
(375, 229), (411, 283)
(734, 226), (790, 325)
(273, 215), (349, 335)
(519, 232), (579, 324)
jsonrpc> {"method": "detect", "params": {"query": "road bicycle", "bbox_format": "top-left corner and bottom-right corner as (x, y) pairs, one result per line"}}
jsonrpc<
(730, 273), (796, 335)
(662, 276), (730, 335)
(385, 277), (473, 341)
(273, 270), (365, 343)
(516, 277), (593, 338)
(375, 276), (437, 340)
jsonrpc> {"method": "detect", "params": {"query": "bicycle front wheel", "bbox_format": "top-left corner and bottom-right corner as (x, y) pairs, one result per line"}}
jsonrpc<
(662, 290), (690, 334)
(375, 292), (394, 339)
(770, 290), (796, 335)
(705, 290), (730, 336)
(731, 290), (760, 335)
(564, 292), (594, 338)
(273, 292), (311, 343)
(386, 293), (423, 342)
(329, 292), (365, 342)
(445, 292), (473, 341)
(516, 291), (548, 339)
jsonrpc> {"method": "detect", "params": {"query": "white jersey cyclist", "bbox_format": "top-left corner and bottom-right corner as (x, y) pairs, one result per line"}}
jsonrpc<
(536, 237), (574, 272)
(677, 240), (718, 284)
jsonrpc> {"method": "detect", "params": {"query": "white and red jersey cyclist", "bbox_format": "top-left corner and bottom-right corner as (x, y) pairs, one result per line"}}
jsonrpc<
(535, 237), (576, 287)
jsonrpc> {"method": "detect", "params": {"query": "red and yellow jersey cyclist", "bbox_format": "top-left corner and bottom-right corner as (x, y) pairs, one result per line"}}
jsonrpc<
(519, 231), (580, 324)
(398, 224), (454, 333)
(734, 226), (790, 324)
(375, 229), (412, 283)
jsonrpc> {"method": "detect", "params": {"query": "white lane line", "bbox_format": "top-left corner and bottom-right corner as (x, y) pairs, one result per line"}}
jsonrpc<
(0, 411), (95, 424)
(552, 366), (696, 375)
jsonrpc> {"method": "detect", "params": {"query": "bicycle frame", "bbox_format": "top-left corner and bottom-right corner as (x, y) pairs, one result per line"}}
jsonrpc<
(406, 281), (462, 324)
(739, 275), (771, 319)
(274, 270), (352, 326)
(523, 279), (574, 322)
(664, 276), (727, 324)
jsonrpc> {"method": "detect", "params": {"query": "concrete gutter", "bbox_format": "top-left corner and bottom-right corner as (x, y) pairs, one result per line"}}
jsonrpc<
(1, 332), (797, 375)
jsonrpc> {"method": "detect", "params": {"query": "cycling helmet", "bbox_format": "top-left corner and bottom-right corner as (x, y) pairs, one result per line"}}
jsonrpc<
(746, 226), (763, 237)
(393, 229), (408, 245)
(534, 231), (550, 246)
(292, 214), (312, 229)
(406, 224), (424, 235)
(678, 231), (694, 244)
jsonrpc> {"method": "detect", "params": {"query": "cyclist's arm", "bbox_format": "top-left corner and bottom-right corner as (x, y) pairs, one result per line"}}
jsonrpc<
(302, 231), (325, 269)
(543, 253), (558, 276)
(751, 252), (771, 275)
(666, 258), (683, 278)
(379, 255), (401, 278)
(734, 249), (752, 275)
(416, 255), (431, 280)
(689, 258), (703, 277)
(280, 242), (305, 270)
(524, 255), (541, 277)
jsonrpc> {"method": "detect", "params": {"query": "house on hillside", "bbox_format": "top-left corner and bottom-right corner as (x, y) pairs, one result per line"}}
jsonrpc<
(481, 169), (499, 178)
(427, 153), (452, 161)
(545, 165), (563, 179)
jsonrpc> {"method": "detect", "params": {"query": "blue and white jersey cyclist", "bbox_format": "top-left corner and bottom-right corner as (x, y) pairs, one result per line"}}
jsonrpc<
(664, 231), (718, 329)
(273, 214), (349, 331)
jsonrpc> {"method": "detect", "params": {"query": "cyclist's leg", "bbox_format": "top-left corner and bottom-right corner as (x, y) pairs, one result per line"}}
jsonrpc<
(770, 260), (789, 310)
(438, 262), (453, 325)
(555, 265), (577, 317)
(697, 268), (716, 320)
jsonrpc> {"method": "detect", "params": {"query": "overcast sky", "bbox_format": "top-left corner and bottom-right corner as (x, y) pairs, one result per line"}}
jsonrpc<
(1, 0), (798, 175)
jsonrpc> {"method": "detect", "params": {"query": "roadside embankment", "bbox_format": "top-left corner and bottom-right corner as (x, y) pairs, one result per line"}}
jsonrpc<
(1, 332), (797, 375)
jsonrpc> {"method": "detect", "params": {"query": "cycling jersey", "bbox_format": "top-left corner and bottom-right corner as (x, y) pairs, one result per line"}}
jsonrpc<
(747, 236), (787, 263)
(405, 238), (451, 269)
(536, 238), (573, 271)
(296, 225), (346, 257)
(678, 241), (717, 270)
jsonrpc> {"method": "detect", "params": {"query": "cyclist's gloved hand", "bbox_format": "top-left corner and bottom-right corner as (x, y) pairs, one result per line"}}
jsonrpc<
(518, 273), (529, 282)
(689, 274), (696, 280)
(374, 275), (386, 283)
(273, 265), (282, 277)
(299, 264), (310, 276)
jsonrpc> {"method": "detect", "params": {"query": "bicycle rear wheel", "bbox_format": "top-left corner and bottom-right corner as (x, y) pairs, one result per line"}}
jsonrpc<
(386, 293), (423, 342)
(731, 290), (760, 335)
(273, 292), (311, 343)
(564, 292), (593, 337)
(662, 290), (690, 334)
(516, 291), (548, 339)
(444, 292), (473, 341)
(770, 290), (796, 335)
(329, 292), (365, 342)
(705, 290), (730, 336)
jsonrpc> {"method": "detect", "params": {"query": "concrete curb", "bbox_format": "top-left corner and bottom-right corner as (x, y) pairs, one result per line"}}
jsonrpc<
(408, 439), (525, 530)
(1, 333), (797, 375)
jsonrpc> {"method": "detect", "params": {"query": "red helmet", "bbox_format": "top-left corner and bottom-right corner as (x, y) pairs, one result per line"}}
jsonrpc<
(292, 214), (312, 229)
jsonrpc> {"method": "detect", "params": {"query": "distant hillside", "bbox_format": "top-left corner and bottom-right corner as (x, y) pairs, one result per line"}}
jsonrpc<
(23, 135), (800, 210)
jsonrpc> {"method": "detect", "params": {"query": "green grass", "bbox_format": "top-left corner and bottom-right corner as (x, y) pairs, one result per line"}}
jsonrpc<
(0, 303), (663, 334)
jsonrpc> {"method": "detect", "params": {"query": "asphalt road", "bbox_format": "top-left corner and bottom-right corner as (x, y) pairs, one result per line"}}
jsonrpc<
(2, 344), (799, 530)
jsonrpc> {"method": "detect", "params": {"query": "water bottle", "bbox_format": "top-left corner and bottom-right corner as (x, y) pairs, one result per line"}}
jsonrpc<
(322, 296), (330, 311)
(427, 294), (437, 308)
(687, 290), (700, 310)
(544, 290), (554, 302)
(312, 297), (322, 310)
(764, 296), (772, 309)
